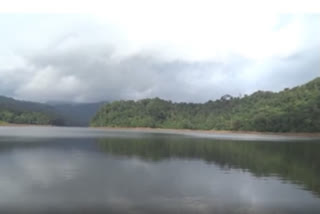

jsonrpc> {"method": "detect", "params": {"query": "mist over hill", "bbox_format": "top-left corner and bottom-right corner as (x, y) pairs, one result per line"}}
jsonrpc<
(50, 102), (107, 126)
(0, 96), (107, 126)
(0, 96), (64, 125)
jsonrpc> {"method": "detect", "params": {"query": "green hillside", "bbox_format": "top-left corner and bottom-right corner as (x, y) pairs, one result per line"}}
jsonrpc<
(91, 77), (320, 132)
(0, 96), (64, 125)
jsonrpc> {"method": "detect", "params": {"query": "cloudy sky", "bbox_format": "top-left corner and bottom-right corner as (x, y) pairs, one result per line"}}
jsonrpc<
(0, 1), (319, 103)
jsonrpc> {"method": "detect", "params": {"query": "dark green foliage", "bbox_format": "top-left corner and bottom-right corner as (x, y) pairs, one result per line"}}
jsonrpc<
(0, 96), (65, 125)
(91, 77), (320, 132)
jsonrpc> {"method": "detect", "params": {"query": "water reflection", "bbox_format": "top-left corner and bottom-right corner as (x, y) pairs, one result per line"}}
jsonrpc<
(0, 130), (319, 213)
(99, 137), (320, 196)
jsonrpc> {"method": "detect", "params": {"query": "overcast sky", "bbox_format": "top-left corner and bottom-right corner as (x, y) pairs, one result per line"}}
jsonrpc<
(0, 1), (319, 103)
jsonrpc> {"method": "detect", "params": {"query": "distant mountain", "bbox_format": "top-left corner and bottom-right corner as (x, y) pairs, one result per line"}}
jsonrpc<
(0, 96), (108, 126)
(0, 96), (64, 125)
(50, 102), (107, 126)
(91, 77), (320, 132)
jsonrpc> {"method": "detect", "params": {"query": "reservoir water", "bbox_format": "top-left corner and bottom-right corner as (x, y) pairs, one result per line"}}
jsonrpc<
(0, 127), (319, 213)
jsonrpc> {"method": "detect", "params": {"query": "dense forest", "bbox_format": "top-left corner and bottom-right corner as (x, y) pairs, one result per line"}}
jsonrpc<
(0, 96), (64, 125)
(91, 77), (320, 132)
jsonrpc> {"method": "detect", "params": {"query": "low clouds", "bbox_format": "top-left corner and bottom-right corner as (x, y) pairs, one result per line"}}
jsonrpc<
(0, 13), (319, 103)
(4, 46), (318, 103)
(8, 47), (232, 102)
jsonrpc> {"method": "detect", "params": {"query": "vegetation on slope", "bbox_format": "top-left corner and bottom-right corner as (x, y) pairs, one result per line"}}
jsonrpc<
(91, 77), (320, 132)
(0, 96), (64, 125)
(0, 120), (9, 126)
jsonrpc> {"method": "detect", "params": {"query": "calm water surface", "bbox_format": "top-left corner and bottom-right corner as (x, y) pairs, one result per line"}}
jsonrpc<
(0, 127), (320, 213)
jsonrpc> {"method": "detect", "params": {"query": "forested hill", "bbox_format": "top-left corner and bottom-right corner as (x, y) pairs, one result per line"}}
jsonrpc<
(91, 77), (320, 132)
(0, 96), (64, 125)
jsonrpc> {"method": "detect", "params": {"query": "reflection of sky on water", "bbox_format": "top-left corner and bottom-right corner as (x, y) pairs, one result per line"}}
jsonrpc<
(0, 137), (319, 213)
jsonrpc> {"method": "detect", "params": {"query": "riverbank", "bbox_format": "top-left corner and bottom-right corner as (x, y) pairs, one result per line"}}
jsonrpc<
(0, 125), (318, 141)
(0, 121), (9, 126)
(1, 124), (320, 139)
(92, 126), (320, 138)
(0, 123), (52, 127)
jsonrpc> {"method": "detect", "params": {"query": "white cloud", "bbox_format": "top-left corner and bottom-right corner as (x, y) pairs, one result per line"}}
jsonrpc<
(0, 12), (319, 102)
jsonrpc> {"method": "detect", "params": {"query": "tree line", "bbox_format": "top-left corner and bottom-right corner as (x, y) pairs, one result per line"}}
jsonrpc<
(91, 77), (320, 132)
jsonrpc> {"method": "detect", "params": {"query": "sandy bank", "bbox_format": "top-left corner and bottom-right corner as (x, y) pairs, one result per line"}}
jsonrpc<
(92, 126), (320, 138)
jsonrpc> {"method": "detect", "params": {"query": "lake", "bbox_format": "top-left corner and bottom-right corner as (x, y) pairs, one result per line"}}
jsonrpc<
(0, 127), (320, 214)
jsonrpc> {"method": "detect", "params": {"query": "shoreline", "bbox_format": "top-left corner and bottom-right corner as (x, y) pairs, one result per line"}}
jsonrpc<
(92, 126), (320, 138)
(1, 124), (320, 138)
(0, 123), (53, 127)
